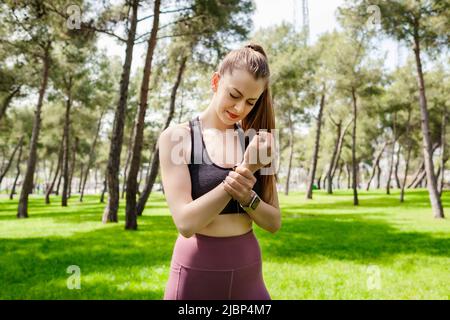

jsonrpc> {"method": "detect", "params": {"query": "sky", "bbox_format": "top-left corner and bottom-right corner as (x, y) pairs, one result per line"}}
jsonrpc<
(252, 0), (344, 41)
(97, 0), (401, 75)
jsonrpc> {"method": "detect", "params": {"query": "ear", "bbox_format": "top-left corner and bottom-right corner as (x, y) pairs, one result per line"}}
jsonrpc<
(211, 72), (220, 92)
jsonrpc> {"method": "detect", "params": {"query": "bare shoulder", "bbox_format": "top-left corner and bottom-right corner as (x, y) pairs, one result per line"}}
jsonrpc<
(158, 121), (191, 165)
(159, 122), (190, 143)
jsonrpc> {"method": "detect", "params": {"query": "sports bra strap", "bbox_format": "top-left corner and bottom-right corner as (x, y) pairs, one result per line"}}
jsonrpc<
(235, 122), (246, 155)
(189, 117), (203, 165)
(190, 115), (246, 165)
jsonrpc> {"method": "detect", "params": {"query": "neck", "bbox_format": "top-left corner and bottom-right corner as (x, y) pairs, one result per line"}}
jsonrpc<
(199, 103), (235, 132)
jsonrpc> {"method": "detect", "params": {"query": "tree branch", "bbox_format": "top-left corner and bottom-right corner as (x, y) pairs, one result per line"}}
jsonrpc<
(137, 6), (194, 22)
(46, 3), (127, 42)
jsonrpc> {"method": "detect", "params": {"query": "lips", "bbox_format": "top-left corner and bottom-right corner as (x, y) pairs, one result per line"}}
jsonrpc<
(227, 111), (239, 119)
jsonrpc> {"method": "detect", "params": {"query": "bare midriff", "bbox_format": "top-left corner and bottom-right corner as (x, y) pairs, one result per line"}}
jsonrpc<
(196, 213), (253, 237)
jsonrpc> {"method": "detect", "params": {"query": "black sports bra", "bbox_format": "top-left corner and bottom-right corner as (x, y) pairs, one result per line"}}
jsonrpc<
(187, 115), (262, 214)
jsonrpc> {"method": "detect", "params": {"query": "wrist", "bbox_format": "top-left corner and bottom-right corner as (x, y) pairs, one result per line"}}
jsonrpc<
(240, 191), (254, 207)
(239, 190), (261, 213)
(239, 162), (259, 174)
(222, 179), (233, 198)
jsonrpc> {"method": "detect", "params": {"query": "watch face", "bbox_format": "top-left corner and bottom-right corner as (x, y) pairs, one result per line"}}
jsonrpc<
(250, 196), (260, 210)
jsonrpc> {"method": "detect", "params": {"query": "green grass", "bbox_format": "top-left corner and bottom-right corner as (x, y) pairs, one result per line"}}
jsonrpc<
(0, 189), (449, 299)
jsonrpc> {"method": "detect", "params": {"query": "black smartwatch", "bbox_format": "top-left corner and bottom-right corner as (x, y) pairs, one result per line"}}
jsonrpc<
(239, 190), (261, 213)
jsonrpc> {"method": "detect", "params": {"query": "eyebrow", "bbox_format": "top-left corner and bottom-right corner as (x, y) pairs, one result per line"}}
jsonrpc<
(232, 87), (257, 101)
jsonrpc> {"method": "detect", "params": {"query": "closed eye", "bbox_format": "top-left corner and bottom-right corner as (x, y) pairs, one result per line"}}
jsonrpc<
(230, 93), (254, 106)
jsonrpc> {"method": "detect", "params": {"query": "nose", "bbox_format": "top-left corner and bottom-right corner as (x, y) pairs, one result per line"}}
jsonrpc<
(234, 100), (246, 114)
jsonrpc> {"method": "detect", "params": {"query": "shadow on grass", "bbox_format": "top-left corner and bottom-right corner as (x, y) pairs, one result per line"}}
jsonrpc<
(280, 189), (449, 213)
(0, 215), (176, 299)
(259, 215), (450, 264)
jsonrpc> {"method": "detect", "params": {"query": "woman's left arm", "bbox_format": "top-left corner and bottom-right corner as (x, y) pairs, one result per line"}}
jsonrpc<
(245, 178), (281, 234)
(223, 165), (281, 234)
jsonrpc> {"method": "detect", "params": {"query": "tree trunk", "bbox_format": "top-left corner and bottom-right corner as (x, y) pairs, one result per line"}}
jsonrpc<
(121, 126), (134, 199)
(80, 109), (105, 202)
(400, 108), (412, 202)
(306, 90), (326, 199)
(337, 162), (343, 189)
(412, 25), (444, 218)
(68, 137), (79, 198)
(407, 160), (424, 188)
(136, 144), (159, 216)
(346, 162), (351, 189)
(100, 170), (107, 203)
(177, 87), (185, 123)
(439, 110), (447, 196)
(46, 158), (54, 193)
(366, 141), (387, 191)
(284, 108), (294, 196)
(17, 41), (51, 218)
(412, 170), (427, 189)
(125, 0), (161, 230)
(387, 112), (397, 195)
(55, 169), (62, 195)
(9, 138), (24, 200)
(0, 136), (23, 185)
(322, 170), (327, 189)
(351, 87), (358, 205)
(326, 118), (342, 194)
(77, 163), (83, 194)
(137, 164), (145, 195)
(135, 49), (187, 218)
(0, 85), (21, 122)
(45, 138), (64, 204)
(386, 145), (394, 194)
(331, 119), (351, 179)
(62, 78), (73, 207)
(394, 144), (402, 189)
(102, 0), (139, 224)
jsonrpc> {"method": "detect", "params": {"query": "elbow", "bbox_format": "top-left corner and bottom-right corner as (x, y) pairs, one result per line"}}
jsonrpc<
(177, 217), (195, 238)
(179, 226), (194, 238)
(269, 213), (282, 234)
(177, 221), (194, 238)
(173, 207), (195, 238)
(269, 223), (281, 234)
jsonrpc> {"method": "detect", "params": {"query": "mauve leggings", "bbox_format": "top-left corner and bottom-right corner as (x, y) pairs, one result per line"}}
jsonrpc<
(163, 229), (271, 300)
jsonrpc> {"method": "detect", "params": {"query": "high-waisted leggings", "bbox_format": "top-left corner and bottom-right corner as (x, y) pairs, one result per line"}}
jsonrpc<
(163, 229), (271, 300)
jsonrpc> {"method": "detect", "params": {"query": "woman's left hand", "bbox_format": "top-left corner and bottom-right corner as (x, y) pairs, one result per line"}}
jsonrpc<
(223, 166), (256, 206)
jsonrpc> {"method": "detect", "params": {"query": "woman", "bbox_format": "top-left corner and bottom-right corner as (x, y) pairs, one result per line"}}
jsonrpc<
(159, 43), (281, 300)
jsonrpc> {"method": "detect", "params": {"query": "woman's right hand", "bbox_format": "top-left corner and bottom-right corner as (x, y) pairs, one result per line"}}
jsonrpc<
(223, 166), (257, 205)
(241, 131), (275, 173)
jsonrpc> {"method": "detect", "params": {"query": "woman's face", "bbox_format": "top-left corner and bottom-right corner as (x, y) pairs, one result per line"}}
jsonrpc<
(211, 69), (266, 125)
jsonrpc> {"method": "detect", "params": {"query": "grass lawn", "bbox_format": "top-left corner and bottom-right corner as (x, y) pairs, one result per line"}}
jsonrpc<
(0, 189), (449, 299)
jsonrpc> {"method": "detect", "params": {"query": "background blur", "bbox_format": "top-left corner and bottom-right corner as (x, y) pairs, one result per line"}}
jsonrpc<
(0, 0), (449, 300)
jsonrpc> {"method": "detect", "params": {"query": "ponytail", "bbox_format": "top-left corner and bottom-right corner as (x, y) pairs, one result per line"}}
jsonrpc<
(218, 43), (278, 205)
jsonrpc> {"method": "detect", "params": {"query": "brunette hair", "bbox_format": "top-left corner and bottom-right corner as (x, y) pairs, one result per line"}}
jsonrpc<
(217, 43), (277, 205)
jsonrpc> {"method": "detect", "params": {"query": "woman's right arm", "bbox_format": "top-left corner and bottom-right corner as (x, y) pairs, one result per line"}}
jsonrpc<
(158, 126), (233, 238)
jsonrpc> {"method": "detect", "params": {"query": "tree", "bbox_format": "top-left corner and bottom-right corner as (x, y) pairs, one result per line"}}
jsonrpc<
(102, 0), (140, 223)
(125, 0), (161, 230)
(342, 0), (449, 216)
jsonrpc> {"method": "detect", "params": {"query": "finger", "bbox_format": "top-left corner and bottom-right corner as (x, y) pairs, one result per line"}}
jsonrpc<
(234, 166), (257, 184)
(223, 180), (238, 199)
(229, 170), (254, 189)
(224, 179), (247, 203)
(225, 175), (252, 193)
